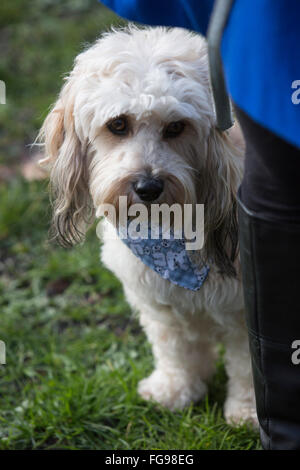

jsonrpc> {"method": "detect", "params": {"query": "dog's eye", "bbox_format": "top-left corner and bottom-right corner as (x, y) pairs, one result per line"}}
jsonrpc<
(163, 121), (185, 138)
(107, 116), (128, 135)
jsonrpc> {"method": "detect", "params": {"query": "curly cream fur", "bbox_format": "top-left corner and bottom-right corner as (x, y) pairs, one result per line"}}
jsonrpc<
(39, 26), (257, 426)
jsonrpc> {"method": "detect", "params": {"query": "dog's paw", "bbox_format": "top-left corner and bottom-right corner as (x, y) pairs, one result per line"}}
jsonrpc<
(224, 400), (259, 428)
(138, 369), (207, 411)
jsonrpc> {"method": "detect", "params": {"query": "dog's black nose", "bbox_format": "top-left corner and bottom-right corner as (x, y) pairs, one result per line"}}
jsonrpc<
(133, 177), (164, 202)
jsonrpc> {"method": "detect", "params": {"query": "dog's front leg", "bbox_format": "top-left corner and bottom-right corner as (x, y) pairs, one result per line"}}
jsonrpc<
(222, 322), (258, 427)
(138, 312), (217, 411)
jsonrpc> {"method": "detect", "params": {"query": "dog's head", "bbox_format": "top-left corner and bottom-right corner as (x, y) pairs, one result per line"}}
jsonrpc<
(39, 26), (244, 276)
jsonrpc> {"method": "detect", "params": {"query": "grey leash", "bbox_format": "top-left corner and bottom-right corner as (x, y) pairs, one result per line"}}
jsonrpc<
(207, 0), (234, 131)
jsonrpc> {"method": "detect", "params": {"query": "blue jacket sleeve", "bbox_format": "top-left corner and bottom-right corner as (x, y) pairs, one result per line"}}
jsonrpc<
(100, 0), (214, 35)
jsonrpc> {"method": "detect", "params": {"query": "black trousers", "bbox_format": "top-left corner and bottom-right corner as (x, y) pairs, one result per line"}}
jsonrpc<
(236, 106), (300, 222)
(235, 106), (300, 450)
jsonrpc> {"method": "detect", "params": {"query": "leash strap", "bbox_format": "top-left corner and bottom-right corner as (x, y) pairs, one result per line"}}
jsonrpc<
(207, 0), (234, 131)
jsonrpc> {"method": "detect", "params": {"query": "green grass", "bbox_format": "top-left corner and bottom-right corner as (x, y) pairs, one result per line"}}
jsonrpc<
(0, 179), (260, 450)
(0, 0), (126, 165)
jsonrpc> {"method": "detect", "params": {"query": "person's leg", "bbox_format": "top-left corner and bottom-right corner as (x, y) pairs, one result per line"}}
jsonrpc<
(235, 105), (300, 450)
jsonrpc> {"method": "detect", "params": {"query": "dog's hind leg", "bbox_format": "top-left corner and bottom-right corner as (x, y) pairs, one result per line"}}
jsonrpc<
(137, 312), (217, 410)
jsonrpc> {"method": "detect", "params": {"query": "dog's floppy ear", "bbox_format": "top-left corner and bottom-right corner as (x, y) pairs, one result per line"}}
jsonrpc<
(39, 79), (93, 247)
(201, 126), (243, 277)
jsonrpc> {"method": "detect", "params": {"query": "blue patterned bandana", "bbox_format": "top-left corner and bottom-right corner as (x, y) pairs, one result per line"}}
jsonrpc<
(119, 225), (209, 291)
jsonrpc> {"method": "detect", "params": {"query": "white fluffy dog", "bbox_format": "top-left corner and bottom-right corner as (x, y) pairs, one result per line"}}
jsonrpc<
(39, 26), (257, 425)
